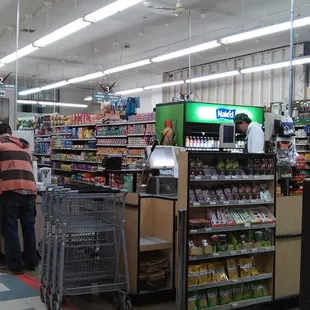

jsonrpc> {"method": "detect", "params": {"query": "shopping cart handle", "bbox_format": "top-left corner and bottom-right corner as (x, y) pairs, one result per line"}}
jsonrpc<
(78, 186), (121, 193)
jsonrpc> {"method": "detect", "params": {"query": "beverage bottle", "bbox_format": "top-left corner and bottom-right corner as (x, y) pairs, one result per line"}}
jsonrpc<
(185, 136), (190, 147)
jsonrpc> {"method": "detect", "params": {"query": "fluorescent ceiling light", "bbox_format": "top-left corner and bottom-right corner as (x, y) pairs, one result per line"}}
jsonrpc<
(187, 70), (240, 84)
(17, 100), (38, 104)
(144, 80), (184, 90)
(41, 80), (68, 91)
(104, 59), (151, 74)
(241, 61), (290, 73)
(0, 63), (5, 68)
(84, 0), (143, 23)
(84, 96), (92, 101)
(294, 16), (310, 28)
(38, 101), (87, 108)
(292, 56), (310, 65)
(19, 88), (41, 96)
(0, 44), (39, 64)
(68, 71), (104, 84)
(152, 41), (221, 63)
(33, 18), (90, 48)
(17, 99), (87, 107)
(115, 87), (144, 95)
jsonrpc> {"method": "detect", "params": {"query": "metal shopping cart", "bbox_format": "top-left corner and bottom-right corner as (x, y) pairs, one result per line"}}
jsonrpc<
(40, 186), (131, 310)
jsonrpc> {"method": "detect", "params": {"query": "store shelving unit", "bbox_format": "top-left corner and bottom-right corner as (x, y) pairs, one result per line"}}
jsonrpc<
(177, 151), (276, 310)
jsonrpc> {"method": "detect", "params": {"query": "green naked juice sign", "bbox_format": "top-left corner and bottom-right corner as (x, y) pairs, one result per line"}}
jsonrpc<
(185, 102), (264, 124)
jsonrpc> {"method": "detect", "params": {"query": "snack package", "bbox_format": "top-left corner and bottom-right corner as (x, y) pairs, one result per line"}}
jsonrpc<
(224, 187), (234, 201)
(188, 294), (197, 310)
(217, 234), (228, 252)
(199, 263), (209, 285)
(262, 282), (269, 296)
(216, 188), (227, 201)
(239, 258), (252, 278)
(225, 159), (234, 175)
(196, 293), (208, 309)
(189, 219), (209, 229)
(232, 284), (243, 302)
(213, 261), (228, 282)
(217, 160), (226, 175)
(207, 288), (219, 307)
(203, 165), (212, 177)
(189, 240), (203, 256)
(219, 286), (232, 305)
(195, 188), (206, 202)
(202, 189), (212, 202)
(207, 262), (216, 283)
(231, 185), (240, 200)
(188, 265), (200, 286)
(251, 281), (264, 298)
(238, 184), (248, 200)
(252, 185), (261, 199)
(226, 258), (239, 280)
(189, 189), (197, 202)
(245, 184), (254, 200)
(247, 159), (254, 175)
(202, 239), (213, 255)
(209, 189), (220, 202)
(242, 283), (251, 300)
(250, 257), (260, 276)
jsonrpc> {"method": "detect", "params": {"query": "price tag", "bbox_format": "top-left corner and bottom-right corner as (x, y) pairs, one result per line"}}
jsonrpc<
(213, 253), (219, 257)
(252, 248), (258, 253)
(230, 251), (237, 255)
(238, 200), (245, 204)
(232, 176), (239, 179)
(232, 303), (239, 307)
(244, 222), (251, 228)
(205, 228), (212, 233)
(195, 176), (202, 181)
(250, 199), (257, 204)
(211, 176), (218, 180)
(225, 176), (231, 179)
(241, 249), (247, 254)
(232, 279), (239, 283)
(223, 201), (229, 205)
(190, 230), (198, 234)
(193, 202), (200, 207)
(210, 201), (217, 206)
(242, 175), (249, 179)
(254, 175), (261, 180)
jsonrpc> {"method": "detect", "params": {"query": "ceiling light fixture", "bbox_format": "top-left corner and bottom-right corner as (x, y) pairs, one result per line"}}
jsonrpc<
(33, 18), (90, 48)
(17, 99), (87, 108)
(0, 44), (39, 64)
(18, 88), (41, 96)
(68, 71), (104, 84)
(84, 0), (143, 23)
(115, 87), (144, 95)
(104, 59), (151, 74)
(240, 61), (290, 73)
(16, 100), (38, 104)
(41, 80), (69, 91)
(144, 80), (184, 90)
(84, 96), (92, 101)
(151, 41), (221, 63)
(186, 70), (240, 84)
(292, 56), (310, 65)
(0, 64), (4, 68)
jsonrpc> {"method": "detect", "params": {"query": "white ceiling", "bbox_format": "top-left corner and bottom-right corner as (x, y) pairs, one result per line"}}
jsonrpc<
(1, 0), (310, 91)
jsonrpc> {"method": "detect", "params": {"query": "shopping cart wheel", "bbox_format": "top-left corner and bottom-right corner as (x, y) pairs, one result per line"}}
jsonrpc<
(121, 295), (132, 310)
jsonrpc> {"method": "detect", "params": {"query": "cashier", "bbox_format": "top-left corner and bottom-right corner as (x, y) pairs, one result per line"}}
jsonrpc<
(233, 113), (264, 153)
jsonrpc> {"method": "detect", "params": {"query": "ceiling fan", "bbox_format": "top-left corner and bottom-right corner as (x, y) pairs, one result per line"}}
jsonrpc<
(143, 0), (187, 16)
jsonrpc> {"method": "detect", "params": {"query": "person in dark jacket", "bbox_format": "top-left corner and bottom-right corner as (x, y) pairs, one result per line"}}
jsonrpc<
(0, 124), (37, 274)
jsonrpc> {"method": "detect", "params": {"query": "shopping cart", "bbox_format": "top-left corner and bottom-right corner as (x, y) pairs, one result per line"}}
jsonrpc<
(40, 186), (131, 310)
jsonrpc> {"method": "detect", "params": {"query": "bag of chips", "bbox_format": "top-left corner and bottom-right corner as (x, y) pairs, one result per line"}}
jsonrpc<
(232, 284), (243, 302)
(213, 261), (228, 282)
(226, 258), (239, 280)
(219, 286), (232, 305)
(199, 263), (209, 285)
(239, 258), (252, 278)
(207, 288), (219, 307)
(188, 265), (200, 286)
(242, 283), (251, 300)
(196, 293), (208, 309)
(188, 294), (197, 310)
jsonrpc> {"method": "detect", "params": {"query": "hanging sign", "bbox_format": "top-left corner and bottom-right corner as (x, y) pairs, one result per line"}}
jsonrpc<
(185, 102), (264, 125)
(92, 91), (121, 102)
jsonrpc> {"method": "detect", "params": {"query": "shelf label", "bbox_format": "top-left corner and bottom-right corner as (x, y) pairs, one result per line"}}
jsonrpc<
(225, 176), (231, 179)
(232, 303), (239, 307)
(230, 251), (237, 255)
(211, 176), (218, 180)
(252, 248), (258, 253)
(250, 199), (257, 204)
(205, 228), (212, 232)
(241, 175), (249, 179)
(193, 202), (200, 207)
(195, 176), (202, 181)
(223, 201), (229, 205)
(190, 230), (198, 234)
(241, 250), (248, 254)
(210, 202), (217, 205)
(213, 253), (219, 257)
(244, 222), (251, 227)
(238, 200), (245, 204)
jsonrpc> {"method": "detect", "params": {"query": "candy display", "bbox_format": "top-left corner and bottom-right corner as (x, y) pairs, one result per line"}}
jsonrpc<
(34, 138), (51, 155)
(51, 113), (100, 126)
(97, 138), (127, 146)
(51, 152), (98, 163)
(128, 123), (155, 135)
(128, 137), (148, 147)
(96, 125), (127, 136)
(128, 112), (155, 122)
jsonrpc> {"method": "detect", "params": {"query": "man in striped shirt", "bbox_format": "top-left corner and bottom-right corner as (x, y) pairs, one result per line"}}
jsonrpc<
(0, 124), (37, 274)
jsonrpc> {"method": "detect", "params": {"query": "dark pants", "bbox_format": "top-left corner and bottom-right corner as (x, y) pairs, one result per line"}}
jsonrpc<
(0, 191), (38, 272)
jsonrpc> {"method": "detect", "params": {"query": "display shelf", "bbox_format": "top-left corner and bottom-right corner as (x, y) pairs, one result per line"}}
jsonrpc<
(198, 296), (272, 310)
(295, 136), (307, 138)
(52, 148), (97, 152)
(127, 155), (144, 158)
(97, 144), (128, 147)
(51, 124), (96, 128)
(70, 139), (96, 141)
(189, 223), (275, 235)
(96, 135), (127, 138)
(38, 163), (51, 167)
(189, 246), (275, 261)
(140, 236), (173, 252)
(35, 134), (50, 138)
(127, 145), (147, 148)
(190, 175), (274, 181)
(52, 168), (98, 173)
(33, 153), (50, 156)
(96, 122), (127, 127)
(52, 159), (100, 164)
(190, 200), (273, 208)
(127, 120), (155, 125)
(127, 133), (153, 137)
(51, 133), (72, 136)
(188, 273), (273, 292)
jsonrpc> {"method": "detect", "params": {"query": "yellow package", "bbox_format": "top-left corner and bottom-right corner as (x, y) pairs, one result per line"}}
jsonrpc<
(188, 265), (200, 286)
(226, 258), (239, 280)
(250, 257), (259, 276)
(239, 258), (252, 278)
(213, 261), (228, 282)
(188, 240), (202, 256)
(199, 263), (209, 284)
(202, 239), (213, 255)
(207, 262), (215, 283)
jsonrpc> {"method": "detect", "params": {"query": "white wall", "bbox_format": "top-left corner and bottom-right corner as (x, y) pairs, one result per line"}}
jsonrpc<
(163, 44), (308, 107)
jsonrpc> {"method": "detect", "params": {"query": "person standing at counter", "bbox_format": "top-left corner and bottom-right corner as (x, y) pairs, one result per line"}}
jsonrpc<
(0, 124), (37, 274)
(233, 113), (264, 153)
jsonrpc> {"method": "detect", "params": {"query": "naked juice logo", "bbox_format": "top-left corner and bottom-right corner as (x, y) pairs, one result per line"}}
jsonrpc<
(216, 108), (236, 120)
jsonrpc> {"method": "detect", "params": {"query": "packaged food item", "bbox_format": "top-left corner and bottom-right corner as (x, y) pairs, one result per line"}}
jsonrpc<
(202, 189), (212, 202)
(238, 184), (247, 200)
(226, 258), (239, 280)
(242, 283), (251, 300)
(216, 188), (227, 201)
(189, 189), (197, 202)
(250, 257), (259, 276)
(207, 288), (219, 307)
(219, 286), (232, 305)
(231, 185), (240, 200)
(188, 265), (200, 286)
(225, 159), (234, 175)
(209, 189), (219, 202)
(195, 188), (205, 202)
(217, 160), (225, 175)
(189, 240), (203, 256)
(213, 261), (228, 282)
(251, 281), (264, 298)
(239, 258), (252, 278)
(262, 282), (269, 296)
(262, 229), (273, 247)
(252, 184), (261, 199)
(207, 262), (215, 283)
(188, 294), (197, 310)
(189, 219), (209, 229)
(232, 284), (243, 302)
(217, 234), (228, 252)
(199, 263), (209, 285)
(196, 293), (208, 309)
(224, 187), (234, 200)
(203, 165), (212, 177)
(245, 184), (254, 200)
(202, 239), (213, 255)
(247, 159), (254, 175)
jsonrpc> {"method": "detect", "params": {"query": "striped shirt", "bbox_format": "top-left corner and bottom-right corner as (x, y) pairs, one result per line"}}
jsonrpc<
(0, 136), (36, 194)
